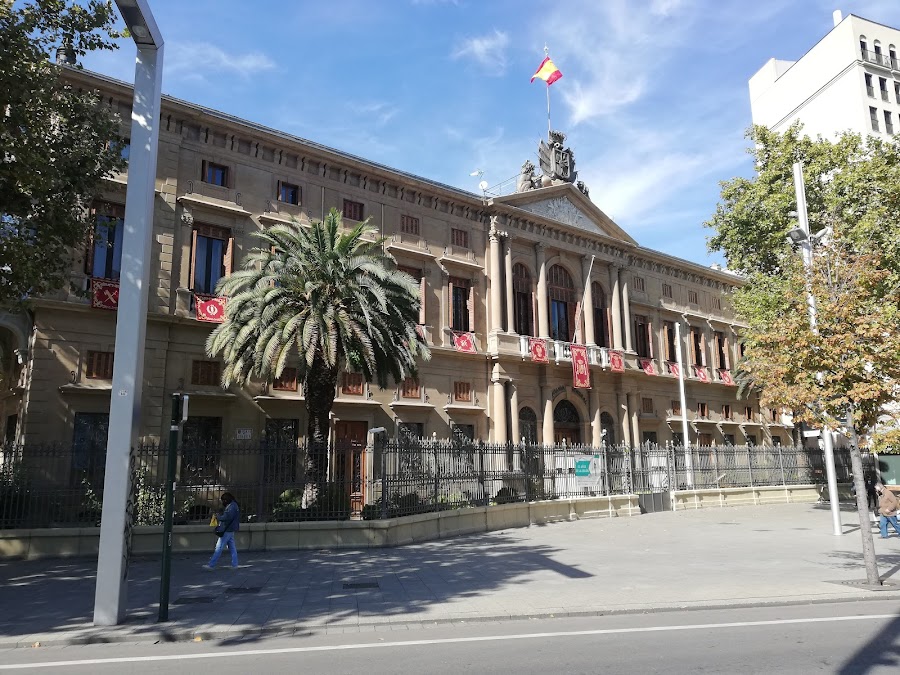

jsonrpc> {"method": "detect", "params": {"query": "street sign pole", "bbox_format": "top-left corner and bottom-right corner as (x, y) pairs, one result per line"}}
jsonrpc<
(158, 393), (185, 621)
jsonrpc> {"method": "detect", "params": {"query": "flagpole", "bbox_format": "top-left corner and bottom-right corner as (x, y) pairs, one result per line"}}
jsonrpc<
(574, 255), (595, 344)
(544, 44), (551, 136)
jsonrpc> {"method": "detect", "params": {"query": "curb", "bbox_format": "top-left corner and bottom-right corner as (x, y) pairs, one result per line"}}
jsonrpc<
(5, 589), (900, 649)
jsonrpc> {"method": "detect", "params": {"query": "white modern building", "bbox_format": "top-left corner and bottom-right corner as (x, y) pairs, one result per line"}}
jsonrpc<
(749, 11), (900, 139)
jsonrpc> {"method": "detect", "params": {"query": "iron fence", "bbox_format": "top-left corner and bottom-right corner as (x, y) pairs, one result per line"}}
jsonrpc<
(0, 441), (872, 528)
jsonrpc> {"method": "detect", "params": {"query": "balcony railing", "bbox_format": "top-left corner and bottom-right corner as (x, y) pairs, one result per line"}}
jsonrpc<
(862, 49), (899, 70)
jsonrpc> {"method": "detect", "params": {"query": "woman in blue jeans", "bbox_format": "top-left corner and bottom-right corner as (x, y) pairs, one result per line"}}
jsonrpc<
(204, 492), (240, 569)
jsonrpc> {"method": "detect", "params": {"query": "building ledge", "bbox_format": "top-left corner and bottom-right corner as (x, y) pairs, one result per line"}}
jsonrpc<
(258, 212), (304, 227)
(386, 241), (436, 260)
(58, 383), (112, 395)
(254, 394), (304, 402)
(181, 389), (238, 399)
(389, 401), (435, 409)
(437, 255), (483, 271)
(333, 398), (382, 406)
(443, 404), (485, 413)
(177, 194), (250, 216)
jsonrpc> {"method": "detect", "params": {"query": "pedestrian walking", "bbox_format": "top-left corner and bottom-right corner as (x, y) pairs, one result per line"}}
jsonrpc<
(875, 483), (900, 539)
(865, 476), (878, 510)
(204, 492), (240, 569)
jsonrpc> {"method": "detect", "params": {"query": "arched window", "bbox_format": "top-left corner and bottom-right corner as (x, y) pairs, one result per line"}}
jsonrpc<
(553, 400), (581, 445)
(860, 35), (868, 59)
(600, 412), (615, 447)
(512, 263), (533, 336)
(591, 281), (610, 347)
(548, 264), (576, 342)
(519, 406), (538, 445)
(874, 39), (883, 64)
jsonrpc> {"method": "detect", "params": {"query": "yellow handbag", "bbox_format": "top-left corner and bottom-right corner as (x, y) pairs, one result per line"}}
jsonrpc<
(209, 514), (218, 527)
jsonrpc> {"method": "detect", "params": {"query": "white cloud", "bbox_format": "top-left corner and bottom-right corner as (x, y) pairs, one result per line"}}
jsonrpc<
(451, 30), (510, 75)
(348, 101), (399, 128)
(166, 42), (276, 82)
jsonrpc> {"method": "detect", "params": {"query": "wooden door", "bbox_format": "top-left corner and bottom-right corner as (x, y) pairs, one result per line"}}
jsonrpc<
(334, 421), (368, 519)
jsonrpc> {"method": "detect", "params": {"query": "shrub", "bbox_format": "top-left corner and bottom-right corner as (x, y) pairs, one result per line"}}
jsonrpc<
(494, 486), (519, 505)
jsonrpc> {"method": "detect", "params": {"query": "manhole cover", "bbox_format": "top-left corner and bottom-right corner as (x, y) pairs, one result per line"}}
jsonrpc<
(343, 581), (379, 590)
(174, 596), (215, 604)
(226, 587), (262, 594)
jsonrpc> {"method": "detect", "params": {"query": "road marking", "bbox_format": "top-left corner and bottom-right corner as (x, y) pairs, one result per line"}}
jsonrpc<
(2, 613), (896, 670)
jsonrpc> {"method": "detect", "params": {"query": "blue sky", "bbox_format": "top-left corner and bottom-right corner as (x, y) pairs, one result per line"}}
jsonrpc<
(82, 0), (900, 268)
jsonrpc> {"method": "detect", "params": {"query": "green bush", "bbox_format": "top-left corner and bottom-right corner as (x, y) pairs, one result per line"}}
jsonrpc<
(270, 485), (351, 522)
(494, 486), (519, 505)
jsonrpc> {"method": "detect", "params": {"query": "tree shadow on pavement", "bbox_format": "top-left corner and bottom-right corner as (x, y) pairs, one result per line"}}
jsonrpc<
(0, 529), (592, 640)
(825, 551), (900, 581)
(838, 613), (900, 674)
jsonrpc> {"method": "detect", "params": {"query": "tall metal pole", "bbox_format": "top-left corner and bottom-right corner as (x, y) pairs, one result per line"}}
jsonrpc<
(793, 161), (842, 537)
(94, 0), (164, 625)
(158, 394), (181, 622)
(675, 321), (692, 487)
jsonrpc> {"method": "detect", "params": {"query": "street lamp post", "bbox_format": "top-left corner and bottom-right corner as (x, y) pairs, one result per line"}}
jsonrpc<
(791, 161), (842, 538)
(93, 0), (164, 626)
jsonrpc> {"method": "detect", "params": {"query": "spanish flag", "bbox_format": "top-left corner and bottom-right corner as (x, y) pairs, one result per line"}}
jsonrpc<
(531, 56), (562, 85)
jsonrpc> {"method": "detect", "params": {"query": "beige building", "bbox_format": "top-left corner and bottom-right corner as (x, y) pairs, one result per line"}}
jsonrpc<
(0, 67), (794, 473)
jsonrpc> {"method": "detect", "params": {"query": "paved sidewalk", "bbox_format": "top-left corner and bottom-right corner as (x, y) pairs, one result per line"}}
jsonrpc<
(1, 503), (899, 648)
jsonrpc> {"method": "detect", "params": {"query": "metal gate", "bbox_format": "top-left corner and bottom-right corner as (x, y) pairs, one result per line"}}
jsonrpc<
(633, 445), (673, 513)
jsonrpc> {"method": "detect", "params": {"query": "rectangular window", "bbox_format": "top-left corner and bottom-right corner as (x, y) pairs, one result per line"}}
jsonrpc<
(713, 296), (722, 310)
(884, 110), (894, 135)
(72, 412), (109, 482)
(203, 161), (229, 187)
(663, 320), (677, 362)
(880, 77), (889, 101)
(454, 381), (471, 402)
(341, 372), (364, 395)
(400, 377), (420, 399)
(770, 408), (779, 422)
(273, 367), (298, 391)
(671, 400), (682, 416)
(398, 422), (424, 439)
(450, 276), (471, 332)
(89, 203), (125, 280)
(723, 404), (732, 420)
(739, 341), (747, 358)
(642, 431), (657, 445)
(698, 402), (708, 418)
(633, 276), (645, 292)
(278, 181), (300, 205)
(688, 290), (699, 305)
(866, 73), (874, 97)
(343, 199), (364, 221)
(662, 283), (672, 299)
(550, 299), (572, 342)
(714, 331), (727, 370)
(641, 397), (654, 414)
(745, 406), (754, 422)
(870, 106), (880, 132)
(895, 82), (900, 104)
(724, 434), (736, 446)
(772, 436), (782, 446)
(746, 434), (757, 446)
(698, 432), (713, 447)
(191, 360), (221, 386)
(191, 225), (232, 295)
(691, 327), (704, 366)
(181, 416), (222, 482)
(85, 351), (114, 379)
(451, 228), (468, 248)
(633, 314), (652, 358)
(452, 423), (475, 441)
(400, 215), (420, 235)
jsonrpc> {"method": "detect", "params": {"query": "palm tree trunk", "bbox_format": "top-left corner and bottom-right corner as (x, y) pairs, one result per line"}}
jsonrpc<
(849, 441), (880, 585)
(303, 358), (338, 485)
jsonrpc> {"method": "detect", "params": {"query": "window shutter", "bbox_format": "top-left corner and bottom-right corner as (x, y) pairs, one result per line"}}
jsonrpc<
(226, 165), (234, 189)
(201, 160), (208, 182)
(223, 236), (234, 279)
(419, 275), (426, 325)
(85, 206), (97, 276)
(276, 180), (282, 202)
(447, 277), (454, 329)
(467, 280), (474, 333)
(646, 319), (653, 358)
(567, 301), (576, 342)
(190, 229), (198, 290)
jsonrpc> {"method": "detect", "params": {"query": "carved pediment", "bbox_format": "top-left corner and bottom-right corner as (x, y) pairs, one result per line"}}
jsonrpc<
(517, 196), (595, 233)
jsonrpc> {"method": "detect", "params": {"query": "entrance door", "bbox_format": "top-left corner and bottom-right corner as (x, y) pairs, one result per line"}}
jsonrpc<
(334, 421), (368, 519)
(72, 412), (109, 486)
(553, 400), (582, 445)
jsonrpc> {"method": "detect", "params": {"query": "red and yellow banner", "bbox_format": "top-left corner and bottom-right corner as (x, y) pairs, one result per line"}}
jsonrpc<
(608, 350), (624, 373)
(452, 331), (476, 353)
(694, 365), (709, 383)
(718, 369), (735, 386)
(196, 296), (226, 323)
(529, 337), (549, 363)
(570, 344), (590, 389)
(91, 278), (119, 310)
(531, 56), (562, 85)
(640, 359), (657, 376)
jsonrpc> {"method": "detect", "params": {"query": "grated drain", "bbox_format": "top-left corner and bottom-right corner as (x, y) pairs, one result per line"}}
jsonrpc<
(343, 581), (379, 590)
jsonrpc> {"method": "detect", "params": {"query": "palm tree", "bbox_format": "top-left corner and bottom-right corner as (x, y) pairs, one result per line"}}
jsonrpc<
(206, 207), (430, 482)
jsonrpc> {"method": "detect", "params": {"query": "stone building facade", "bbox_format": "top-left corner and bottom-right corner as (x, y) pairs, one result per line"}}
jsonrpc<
(0, 68), (795, 465)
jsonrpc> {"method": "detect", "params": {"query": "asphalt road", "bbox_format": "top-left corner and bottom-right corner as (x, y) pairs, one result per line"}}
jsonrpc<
(1, 599), (898, 674)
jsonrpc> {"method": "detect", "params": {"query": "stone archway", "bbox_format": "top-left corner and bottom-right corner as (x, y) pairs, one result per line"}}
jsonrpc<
(554, 400), (581, 445)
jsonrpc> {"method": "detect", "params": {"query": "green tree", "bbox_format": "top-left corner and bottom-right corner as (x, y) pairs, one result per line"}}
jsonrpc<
(707, 123), (900, 586)
(206, 208), (430, 482)
(1, 0), (126, 305)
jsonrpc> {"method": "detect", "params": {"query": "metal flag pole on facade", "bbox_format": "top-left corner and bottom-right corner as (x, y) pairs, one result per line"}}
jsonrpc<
(675, 320), (693, 487)
(531, 46), (563, 137)
(574, 255), (595, 344)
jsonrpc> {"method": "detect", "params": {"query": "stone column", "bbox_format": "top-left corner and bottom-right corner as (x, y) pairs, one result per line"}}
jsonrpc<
(582, 255), (595, 345)
(590, 386), (602, 447)
(489, 228), (503, 334)
(536, 243), (549, 338)
(492, 367), (508, 445)
(627, 391), (641, 448)
(621, 268), (633, 353)
(542, 384), (554, 445)
(509, 382), (520, 444)
(504, 237), (515, 332)
(609, 265), (623, 349)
